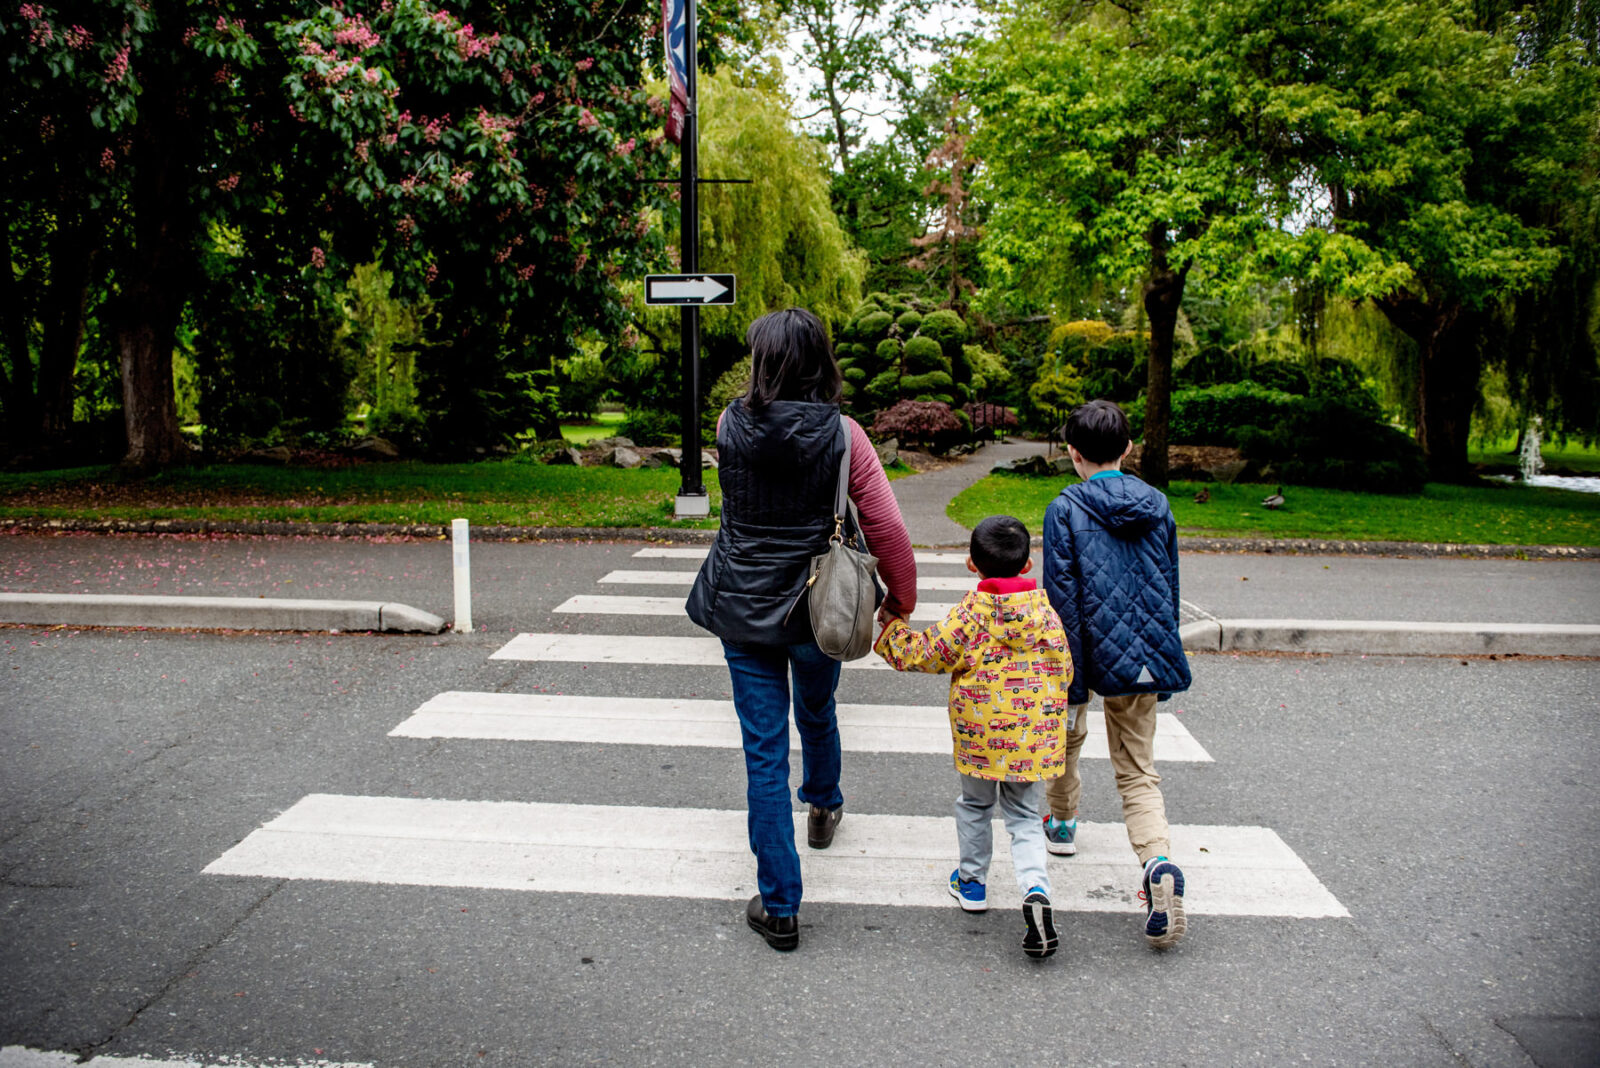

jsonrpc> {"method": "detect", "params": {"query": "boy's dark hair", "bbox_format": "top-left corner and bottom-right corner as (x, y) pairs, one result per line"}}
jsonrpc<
(1065, 399), (1132, 464)
(970, 515), (1031, 578)
(743, 307), (843, 411)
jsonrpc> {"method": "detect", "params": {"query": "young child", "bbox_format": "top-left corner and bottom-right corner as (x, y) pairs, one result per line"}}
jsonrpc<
(875, 515), (1073, 960)
(1041, 399), (1193, 949)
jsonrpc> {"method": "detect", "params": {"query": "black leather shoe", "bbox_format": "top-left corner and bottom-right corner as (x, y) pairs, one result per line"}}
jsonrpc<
(807, 803), (844, 849)
(746, 894), (799, 951)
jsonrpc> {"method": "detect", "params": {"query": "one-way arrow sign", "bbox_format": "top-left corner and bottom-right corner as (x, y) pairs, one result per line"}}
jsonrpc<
(645, 274), (736, 305)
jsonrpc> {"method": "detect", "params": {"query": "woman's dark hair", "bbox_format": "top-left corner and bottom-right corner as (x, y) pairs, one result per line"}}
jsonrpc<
(1064, 398), (1132, 464)
(743, 307), (842, 410)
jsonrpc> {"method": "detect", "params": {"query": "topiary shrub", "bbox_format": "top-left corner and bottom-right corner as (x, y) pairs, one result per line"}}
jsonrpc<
(865, 369), (901, 407)
(902, 370), (954, 395)
(847, 310), (893, 344)
(902, 335), (948, 374)
(872, 399), (963, 448)
(897, 310), (924, 333)
(920, 309), (969, 351)
(875, 337), (903, 364)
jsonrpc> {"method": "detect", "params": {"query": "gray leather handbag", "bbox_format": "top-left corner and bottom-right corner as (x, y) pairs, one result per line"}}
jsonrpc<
(788, 418), (882, 661)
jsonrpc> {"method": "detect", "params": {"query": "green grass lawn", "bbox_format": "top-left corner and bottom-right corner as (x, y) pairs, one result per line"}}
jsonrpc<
(1469, 435), (1600, 474)
(0, 461), (721, 529)
(949, 472), (1600, 546)
(559, 410), (627, 446)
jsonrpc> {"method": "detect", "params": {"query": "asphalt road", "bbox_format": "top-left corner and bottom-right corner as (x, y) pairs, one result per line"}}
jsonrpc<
(3, 533), (1598, 627)
(2, 541), (1598, 1066)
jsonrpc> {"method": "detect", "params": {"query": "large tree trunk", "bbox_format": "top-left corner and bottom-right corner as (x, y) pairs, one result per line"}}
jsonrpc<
(1140, 224), (1188, 490)
(1415, 313), (1481, 481)
(1376, 295), (1479, 481)
(113, 58), (196, 474)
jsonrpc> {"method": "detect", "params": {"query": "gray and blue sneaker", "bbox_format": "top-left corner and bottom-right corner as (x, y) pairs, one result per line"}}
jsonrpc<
(1021, 887), (1058, 959)
(1043, 815), (1078, 856)
(1140, 858), (1187, 948)
(948, 870), (987, 912)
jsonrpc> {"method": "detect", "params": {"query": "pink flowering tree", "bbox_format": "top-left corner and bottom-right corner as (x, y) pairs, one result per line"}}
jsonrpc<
(270, 0), (684, 452)
(3, 0), (747, 468)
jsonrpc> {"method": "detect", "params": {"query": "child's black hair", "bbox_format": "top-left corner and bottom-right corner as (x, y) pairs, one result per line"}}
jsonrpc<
(743, 307), (842, 410)
(970, 515), (1031, 578)
(1065, 399), (1131, 464)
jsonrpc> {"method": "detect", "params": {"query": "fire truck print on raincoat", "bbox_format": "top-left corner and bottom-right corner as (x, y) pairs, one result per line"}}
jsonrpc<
(875, 586), (1073, 782)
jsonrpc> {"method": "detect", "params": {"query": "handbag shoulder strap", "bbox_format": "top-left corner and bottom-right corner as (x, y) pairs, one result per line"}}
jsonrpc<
(833, 415), (852, 523)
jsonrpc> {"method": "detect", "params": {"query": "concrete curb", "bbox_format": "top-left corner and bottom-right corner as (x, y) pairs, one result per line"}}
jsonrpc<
(1180, 618), (1600, 657)
(0, 592), (446, 634)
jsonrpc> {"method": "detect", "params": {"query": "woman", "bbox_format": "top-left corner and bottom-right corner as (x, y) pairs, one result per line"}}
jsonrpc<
(686, 307), (917, 952)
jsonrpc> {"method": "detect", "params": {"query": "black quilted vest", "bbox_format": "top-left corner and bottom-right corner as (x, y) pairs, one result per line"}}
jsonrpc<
(685, 399), (848, 646)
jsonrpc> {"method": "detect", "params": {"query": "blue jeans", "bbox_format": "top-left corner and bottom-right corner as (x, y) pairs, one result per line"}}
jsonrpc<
(721, 639), (844, 917)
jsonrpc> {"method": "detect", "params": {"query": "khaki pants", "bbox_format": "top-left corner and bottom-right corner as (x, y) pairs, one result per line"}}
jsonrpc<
(1044, 692), (1169, 865)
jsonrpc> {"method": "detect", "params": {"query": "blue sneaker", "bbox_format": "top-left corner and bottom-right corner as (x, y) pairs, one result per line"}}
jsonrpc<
(1043, 816), (1077, 856)
(1021, 887), (1058, 959)
(948, 870), (987, 912)
(1140, 858), (1187, 948)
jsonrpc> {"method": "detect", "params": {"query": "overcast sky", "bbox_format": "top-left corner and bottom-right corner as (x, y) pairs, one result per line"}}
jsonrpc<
(778, 2), (983, 150)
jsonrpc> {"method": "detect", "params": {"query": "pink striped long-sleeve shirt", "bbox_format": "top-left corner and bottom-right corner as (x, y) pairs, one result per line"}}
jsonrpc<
(845, 416), (916, 616)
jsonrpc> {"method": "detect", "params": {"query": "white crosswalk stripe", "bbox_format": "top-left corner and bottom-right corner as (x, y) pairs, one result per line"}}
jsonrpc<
(600, 568), (979, 591)
(490, 631), (897, 668)
(204, 794), (1346, 917)
(389, 691), (1214, 762)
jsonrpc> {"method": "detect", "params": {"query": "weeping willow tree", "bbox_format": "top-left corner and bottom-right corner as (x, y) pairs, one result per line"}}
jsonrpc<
(634, 67), (866, 387)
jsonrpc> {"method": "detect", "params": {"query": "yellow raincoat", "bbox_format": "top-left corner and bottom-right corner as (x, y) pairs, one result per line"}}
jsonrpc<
(875, 585), (1073, 782)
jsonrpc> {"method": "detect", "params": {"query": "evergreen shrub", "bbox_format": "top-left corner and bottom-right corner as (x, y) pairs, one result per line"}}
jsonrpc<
(1235, 397), (1427, 493)
(619, 408), (679, 446)
(1126, 382), (1296, 444)
(902, 335), (947, 373)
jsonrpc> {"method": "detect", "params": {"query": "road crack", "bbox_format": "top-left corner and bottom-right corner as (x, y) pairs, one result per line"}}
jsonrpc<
(75, 877), (287, 1060)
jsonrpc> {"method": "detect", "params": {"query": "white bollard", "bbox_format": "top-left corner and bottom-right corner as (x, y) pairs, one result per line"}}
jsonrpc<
(451, 517), (472, 633)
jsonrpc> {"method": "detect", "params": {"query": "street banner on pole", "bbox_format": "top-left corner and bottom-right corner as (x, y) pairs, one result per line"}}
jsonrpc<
(662, 0), (688, 144)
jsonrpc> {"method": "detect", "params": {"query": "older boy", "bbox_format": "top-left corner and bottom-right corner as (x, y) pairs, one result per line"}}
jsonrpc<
(1042, 399), (1193, 948)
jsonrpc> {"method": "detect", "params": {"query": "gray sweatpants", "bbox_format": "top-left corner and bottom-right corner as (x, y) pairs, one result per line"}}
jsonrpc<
(954, 774), (1051, 898)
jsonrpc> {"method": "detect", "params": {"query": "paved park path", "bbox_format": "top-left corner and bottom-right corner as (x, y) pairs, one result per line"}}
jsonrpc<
(890, 437), (1053, 546)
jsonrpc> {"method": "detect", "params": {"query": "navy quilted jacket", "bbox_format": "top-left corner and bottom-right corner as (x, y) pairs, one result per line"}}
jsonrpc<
(1041, 474), (1192, 705)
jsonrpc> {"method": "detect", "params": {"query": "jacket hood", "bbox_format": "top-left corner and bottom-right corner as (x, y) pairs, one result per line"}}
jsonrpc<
(969, 587), (1059, 651)
(1068, 475), (1171, 539)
